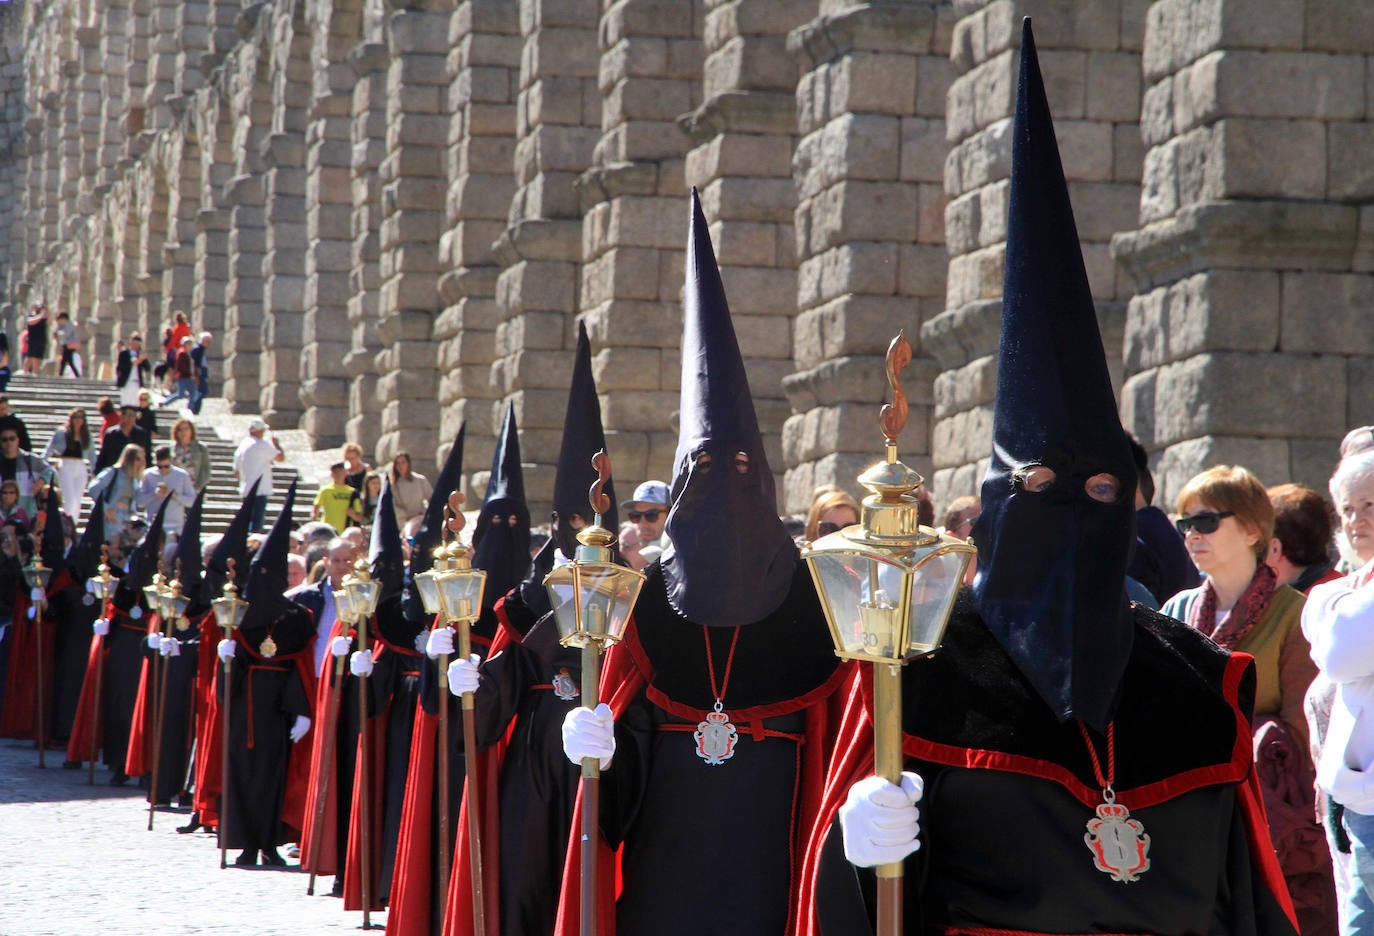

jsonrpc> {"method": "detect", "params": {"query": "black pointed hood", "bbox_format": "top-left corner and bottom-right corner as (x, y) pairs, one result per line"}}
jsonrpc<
(404, 424), (465, 624)
(203, 477), (259, 605)
(67, 490), (106, 583)
(661, 190), (795, 628)
(176, 489), (207, 616)
(369, 478), (405, 602)
(40, 487), (65, 571)
(970, 19), (1138, 733)
(472, 403), (531, 609)
(512, 535), (559, 635)
(113, 496), (170, 613)
(240, 482), (312, 655)
(553, 323), (616, 560)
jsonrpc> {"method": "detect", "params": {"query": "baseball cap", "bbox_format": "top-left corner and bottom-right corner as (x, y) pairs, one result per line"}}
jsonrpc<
(248, 417), (269, 432)
(621, 480), (670, 511)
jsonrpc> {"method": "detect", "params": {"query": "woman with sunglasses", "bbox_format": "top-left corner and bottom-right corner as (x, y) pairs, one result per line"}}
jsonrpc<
(1304, 450), (1374, 936)
(1162, 465), (1325, 930)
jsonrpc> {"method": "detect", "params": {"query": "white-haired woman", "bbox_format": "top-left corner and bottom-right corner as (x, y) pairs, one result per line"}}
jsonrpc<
(1305, 450), (1374, 935)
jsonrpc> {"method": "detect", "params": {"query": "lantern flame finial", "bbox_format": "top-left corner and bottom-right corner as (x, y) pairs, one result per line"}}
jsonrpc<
(879, 331), (912, 450)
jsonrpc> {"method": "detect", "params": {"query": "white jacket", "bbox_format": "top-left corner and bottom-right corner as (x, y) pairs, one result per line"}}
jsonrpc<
(1304, 558), (1374, 814)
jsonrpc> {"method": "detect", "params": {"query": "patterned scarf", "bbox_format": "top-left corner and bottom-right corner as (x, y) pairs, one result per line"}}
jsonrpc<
(1189, 561), (1277, 650)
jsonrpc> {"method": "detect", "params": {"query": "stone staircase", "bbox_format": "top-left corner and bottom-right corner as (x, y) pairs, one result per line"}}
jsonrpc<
(0, 373), (322, 532)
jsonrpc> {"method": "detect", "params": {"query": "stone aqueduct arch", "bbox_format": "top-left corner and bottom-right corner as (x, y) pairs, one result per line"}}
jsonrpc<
(1, 0), (1372, 519)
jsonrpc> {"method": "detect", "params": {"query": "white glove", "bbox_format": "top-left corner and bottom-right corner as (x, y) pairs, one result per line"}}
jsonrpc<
(30, 586), (45, 603)
(447, 654), (481, 696)
(562, 702), (616, 769)
(330, 635), (351, 658)
(289, 714), (311, 743)
(837, 772), (924, 868)
(217, 638), (236, 662)
(159, 635), (180, 657)
(93, 618), (109, 636)
(350, 649), (373, 677)
(147, 633), (162, 650)
(26, 605), (35, 620)
(425, 626), (455, 660)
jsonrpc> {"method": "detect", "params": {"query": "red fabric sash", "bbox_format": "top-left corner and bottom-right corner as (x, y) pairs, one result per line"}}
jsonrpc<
(1189, 563), (1277, 651)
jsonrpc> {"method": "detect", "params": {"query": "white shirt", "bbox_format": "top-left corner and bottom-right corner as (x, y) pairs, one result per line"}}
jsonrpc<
(1304, 558), (1374, 813)
(135, 465), (197, 533)
(313, 585), (337, 676)
(233, 435), (276, 498)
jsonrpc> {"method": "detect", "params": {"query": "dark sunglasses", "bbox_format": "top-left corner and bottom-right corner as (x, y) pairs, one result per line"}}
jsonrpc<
(1175, 510), (1234, 536)
(627, 510), (662, 523)
(0, 435), (17, 443)
(817, 520), (845, 536)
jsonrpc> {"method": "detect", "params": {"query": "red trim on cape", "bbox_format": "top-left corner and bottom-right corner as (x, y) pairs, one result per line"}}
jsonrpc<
(794, 653), (1299, 936)
(891, 652), (1255, 812)
(552, 616), (850, 936)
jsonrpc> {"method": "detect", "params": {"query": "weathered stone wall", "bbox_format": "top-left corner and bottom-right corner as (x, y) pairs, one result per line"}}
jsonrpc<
(1114, 0), (1373, 507)
(925, 0), (1145, 508)
(2, 0), (1371, 523)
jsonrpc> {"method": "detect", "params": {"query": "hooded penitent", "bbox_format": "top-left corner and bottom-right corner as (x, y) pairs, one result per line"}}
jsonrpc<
(67, 490), (106, 585)
(404, 425), (464, 625)
(175, 490), (207, 616)
(660, 189), (795, 628)
(552, 321), (616, 560)
(471, 403), (531, 609)
(112, 497), (169, 614)
(969, 19), (1138, 733)
(370, 478), (419, 647)
(202, 477), (260, 607)
(240, 482), (313, 656)
(40, 487), (66, 572)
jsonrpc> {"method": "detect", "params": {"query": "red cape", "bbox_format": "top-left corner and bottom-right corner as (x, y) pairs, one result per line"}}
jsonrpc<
(551, 616), (850, 936)
(191, 610), (224, 827)
(792, 654), (1298, 936)
(441, 599), (518, 936)
(387, 616), (498, 936)
(123, 612), (162, 777)
(342, 626), (416, 912)
(64, 598), (121, 764)
(301, 619), (348, 875)
(0, 586), (42, 739)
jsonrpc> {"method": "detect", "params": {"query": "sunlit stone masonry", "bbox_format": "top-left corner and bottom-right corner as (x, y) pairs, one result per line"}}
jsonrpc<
(3, 0), (1372, 517)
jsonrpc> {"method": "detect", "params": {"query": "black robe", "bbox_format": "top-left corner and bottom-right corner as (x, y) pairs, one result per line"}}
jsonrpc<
(598, 560), (842, 936)
(141, 619), (201, 803)
(220, 641), (312, 851)
(462, 600), (582, 936)
(361, 598), (423, 905)
(101, 609), (147, 773)
(50, 585), (98, 743)
(811, 597), (1298, 936)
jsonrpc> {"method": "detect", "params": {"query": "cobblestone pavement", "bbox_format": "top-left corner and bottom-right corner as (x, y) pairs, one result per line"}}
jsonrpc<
(0, 739), (386, 935)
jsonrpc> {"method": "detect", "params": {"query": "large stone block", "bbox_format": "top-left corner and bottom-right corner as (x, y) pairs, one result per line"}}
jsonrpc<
(1213, 118), (1325, 201)
(1123, 270), (1280, 372)
(1153, 351), (1346, 446)
(797, 243), (899, 309)
(793, 293), (920, 369)
(1280, 272), (1374, 356)
(1154, 435), (1293, 510)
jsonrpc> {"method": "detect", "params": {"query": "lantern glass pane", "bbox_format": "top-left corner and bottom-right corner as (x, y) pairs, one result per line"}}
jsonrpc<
(545, 562), (643, 647)
(414, 570), (443, 616)
(231, 602), (249, 630)
(171, 593), (191, 618)
(436, 569), (486, 623)
(333, 587), (356, 624)
(905, 550), (969, 656)
(353, 579), (380, 617)
(808, 552), (909, 660)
